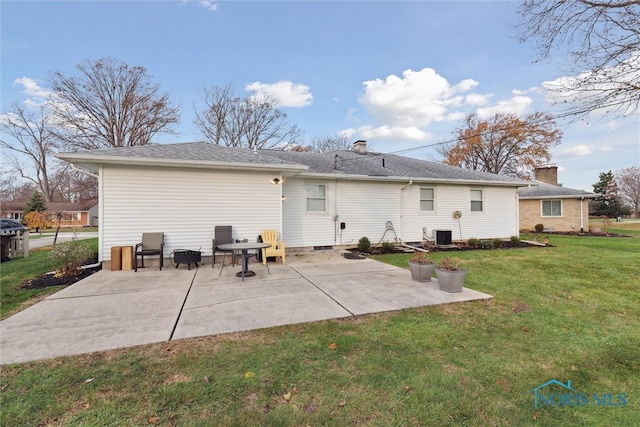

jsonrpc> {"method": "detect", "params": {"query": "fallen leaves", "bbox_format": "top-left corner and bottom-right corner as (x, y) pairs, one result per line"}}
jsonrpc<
(328, 342), (338, 350)
(245, 372), (255, 379)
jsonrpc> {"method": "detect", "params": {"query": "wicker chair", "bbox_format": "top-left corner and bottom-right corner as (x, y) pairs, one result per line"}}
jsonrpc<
(260, 229), (286, 265)
(212, 226), (235, 268)
(134, 232), (164, 272)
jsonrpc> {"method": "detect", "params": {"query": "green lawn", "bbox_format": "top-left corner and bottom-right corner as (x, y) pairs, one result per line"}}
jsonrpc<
(0, 238), (98, 319)
(1, 233), (638, 426)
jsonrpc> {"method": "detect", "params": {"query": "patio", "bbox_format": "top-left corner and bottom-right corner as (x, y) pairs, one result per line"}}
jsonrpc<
(0, 252), (492, 365)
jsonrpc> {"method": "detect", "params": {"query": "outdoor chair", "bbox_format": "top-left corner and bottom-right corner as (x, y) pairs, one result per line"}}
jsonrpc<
(212, 225), (235, 268)
(260, 229), (286, 265)
(134, 232), (164, 272)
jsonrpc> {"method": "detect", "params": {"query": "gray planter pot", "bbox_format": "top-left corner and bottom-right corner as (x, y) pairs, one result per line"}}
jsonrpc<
(408, 261), (435, 282)
(435, 268), (467, 292)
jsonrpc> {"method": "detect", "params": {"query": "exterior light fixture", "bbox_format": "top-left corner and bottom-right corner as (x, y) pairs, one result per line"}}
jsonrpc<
(271, 178), (281, 184)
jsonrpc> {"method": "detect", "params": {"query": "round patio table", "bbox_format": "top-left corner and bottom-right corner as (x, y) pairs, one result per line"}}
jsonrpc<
(218, 242), (271, 280)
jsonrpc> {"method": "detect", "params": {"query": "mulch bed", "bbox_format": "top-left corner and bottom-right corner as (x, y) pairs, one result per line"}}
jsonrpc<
(20, 265), (102, 290)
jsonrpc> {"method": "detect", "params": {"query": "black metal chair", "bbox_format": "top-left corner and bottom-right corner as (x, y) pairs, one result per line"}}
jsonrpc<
(212, 226), (235, 268)
(134, 232), (164, 272)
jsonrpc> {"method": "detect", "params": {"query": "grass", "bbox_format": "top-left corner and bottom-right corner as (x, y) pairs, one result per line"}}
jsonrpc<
(1, 233), (639, 426)
(0, 238), (98, 319)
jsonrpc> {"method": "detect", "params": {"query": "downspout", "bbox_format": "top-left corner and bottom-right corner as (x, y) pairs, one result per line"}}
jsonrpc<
(334, 179), (339, 245)
(580, 197), (584, 232)
(400, 180), (413, 243)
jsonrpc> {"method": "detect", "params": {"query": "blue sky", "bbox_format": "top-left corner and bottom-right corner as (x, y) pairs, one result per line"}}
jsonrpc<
(2, 0), (638, 191)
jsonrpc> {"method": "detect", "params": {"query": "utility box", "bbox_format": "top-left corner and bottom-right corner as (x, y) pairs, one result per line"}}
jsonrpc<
(434, 230), (452, 245)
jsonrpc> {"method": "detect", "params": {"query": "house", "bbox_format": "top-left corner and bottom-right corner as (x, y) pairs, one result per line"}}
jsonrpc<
(518, 166), (596, 233)
(56, 140), (531, 267)
(0, 201), (98, 227)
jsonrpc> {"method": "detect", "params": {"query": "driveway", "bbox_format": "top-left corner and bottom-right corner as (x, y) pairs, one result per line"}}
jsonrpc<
(0, 252), (492, 365)
(28, 231), (99, 249)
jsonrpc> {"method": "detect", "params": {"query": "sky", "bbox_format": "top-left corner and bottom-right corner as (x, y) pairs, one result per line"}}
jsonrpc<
(1, 0), (638, 192)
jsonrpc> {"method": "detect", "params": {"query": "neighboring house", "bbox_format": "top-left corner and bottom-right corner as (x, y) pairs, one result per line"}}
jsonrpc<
(518, 166), (596, 233)
(56, 140), (531, 265)
(0, 201), (98, 227)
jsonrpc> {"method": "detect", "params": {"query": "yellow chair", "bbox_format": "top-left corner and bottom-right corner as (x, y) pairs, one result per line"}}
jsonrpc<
(260, 229), (286, 265)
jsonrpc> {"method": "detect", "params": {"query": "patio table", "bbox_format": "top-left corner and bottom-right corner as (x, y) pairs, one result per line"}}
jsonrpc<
(218, 242), (271, 280)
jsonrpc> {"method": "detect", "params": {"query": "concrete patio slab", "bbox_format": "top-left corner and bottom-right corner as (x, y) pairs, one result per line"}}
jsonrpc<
(0, 252), (493, 365)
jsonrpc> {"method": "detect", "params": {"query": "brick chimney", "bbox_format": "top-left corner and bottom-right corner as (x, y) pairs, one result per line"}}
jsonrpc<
(353, 140), (367, 154)
(534, 165), (558, 185)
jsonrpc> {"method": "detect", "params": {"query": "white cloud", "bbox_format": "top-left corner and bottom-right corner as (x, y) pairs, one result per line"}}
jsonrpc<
(359, 67), (474, 128)
(343, 125), (431, 142)
(464, 93), (490, 106)
(476, 95), (532, 119)
(13, 77), (52, 99)
(543, 52), (640, 116)
(563, 144), (594, 156)
(563, 144), (614, 157)
(199, 1), (218, 11)
(245, 81), (313, 108)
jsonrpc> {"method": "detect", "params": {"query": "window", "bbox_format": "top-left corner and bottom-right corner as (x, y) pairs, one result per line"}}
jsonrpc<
(470, 189), (483, 212)
(420, 187), (435, 211)
(542, 200), (562, 217)
(306, 183), (326, 212)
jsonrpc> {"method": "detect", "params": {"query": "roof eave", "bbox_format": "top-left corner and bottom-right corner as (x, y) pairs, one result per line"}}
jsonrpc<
(296, 172), (530, 186)
(55, 153), (309, 175)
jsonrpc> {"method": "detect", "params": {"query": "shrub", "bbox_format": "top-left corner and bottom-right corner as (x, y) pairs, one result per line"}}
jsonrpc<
(510, 235), (521, 245)
(380, 241), (395, 254)
(438, 257), (463, 271)
(481, 240), (494, 249)
(50, 240), (93, 277)
(492, 238), (504, 248)
(467, 237), (481, 248)
(409, 251), (432, 263)
(357, 236), (371, 252)
(534, 223), (544, 233)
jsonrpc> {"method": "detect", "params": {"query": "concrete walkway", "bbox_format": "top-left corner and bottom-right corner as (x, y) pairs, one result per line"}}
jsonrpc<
(0, 252), (492, 365)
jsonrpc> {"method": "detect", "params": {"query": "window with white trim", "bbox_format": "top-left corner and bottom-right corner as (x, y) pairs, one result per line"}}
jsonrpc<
(306, 183), (326, 212)
(420, 187), (435, 211)
(542, 200), (562, 217)
(470, 189), (483, 212)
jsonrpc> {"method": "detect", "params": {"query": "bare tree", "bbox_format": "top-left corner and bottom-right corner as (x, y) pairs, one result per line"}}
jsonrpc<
(616, 166), (640, 216)
(518, 0), (640, 118)
(194, 84), (301, 149)
(309, 135), (353, 152)
(0, 168), (37, 204)
(439, 112), (563, 179)
(51, 168), (98, 204)
(49, 57), (180, 150)
(0, 102), (66, 202)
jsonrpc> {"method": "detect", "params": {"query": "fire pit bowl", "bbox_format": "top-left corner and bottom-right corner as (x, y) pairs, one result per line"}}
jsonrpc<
(173, 250), (201, 270)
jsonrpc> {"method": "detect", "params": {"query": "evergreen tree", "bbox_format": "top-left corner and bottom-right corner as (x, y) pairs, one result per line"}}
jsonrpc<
(592, 171), (622, 217)
(23, 191), (48, 216)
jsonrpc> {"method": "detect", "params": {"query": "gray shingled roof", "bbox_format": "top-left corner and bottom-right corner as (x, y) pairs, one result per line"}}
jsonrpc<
(518, 182), (596, 199)
(57, 142), (531, 185)
(59, 142), (302, 167)
(258, 149), (529, 184)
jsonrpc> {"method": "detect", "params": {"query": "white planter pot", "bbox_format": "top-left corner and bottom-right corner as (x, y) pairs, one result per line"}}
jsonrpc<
(435, 268), (467, 292)
(408, 261), (435, 282)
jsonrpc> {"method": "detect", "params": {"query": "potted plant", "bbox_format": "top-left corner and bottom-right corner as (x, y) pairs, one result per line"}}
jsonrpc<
(435, 257), (466, 292)
(408, 251), (435, 282)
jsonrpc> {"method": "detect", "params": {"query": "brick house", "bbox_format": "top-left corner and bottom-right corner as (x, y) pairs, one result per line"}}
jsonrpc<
(518, 166), (597, 233)
(0, 201), (98, 227)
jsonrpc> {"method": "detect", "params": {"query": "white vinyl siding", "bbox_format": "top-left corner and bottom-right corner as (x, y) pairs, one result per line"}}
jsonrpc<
(420, 187), (435, 212)
(542, 200), (562, 217)
(99, 165), (281, 261)
(470, 189), (484, 212)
